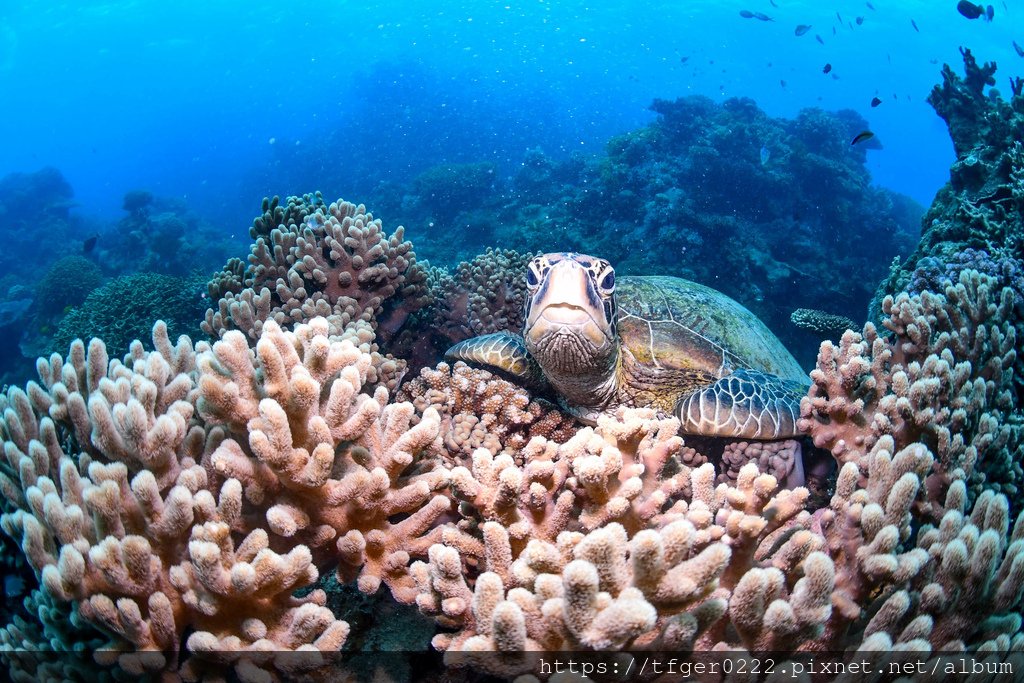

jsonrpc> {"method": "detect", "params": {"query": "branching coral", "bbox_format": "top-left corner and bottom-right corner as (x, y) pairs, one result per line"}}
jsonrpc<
(799, 270), (1021, 514)
(397, 361), (578, 458)
(0, 322), (348, 678)
(202, 194), (430, 348)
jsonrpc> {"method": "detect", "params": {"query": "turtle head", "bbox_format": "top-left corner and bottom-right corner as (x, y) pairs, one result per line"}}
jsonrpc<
(523, 252), (618, 376)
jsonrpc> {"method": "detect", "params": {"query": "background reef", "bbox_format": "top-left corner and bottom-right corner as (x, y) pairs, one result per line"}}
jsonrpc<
(368, 95), (922, 366)
(0, 47), (1023, 683)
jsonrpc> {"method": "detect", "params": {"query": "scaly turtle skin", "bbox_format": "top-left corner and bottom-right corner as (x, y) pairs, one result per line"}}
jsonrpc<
(446, 252), (809, 439)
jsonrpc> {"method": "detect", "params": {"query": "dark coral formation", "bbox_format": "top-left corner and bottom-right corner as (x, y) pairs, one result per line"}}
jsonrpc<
(878, 48), (1024, 310)
(53, 272), (208, 358)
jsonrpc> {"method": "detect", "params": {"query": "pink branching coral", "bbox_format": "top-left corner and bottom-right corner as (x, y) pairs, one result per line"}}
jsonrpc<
(0, 322), (348, 678)
(798, 270), (1021, 514)
(397, 360), (578, 458)
(201, 194), (429, 392)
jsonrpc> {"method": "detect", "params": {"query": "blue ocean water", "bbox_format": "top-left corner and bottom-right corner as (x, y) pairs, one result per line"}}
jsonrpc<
(0, 0), (1018, 228)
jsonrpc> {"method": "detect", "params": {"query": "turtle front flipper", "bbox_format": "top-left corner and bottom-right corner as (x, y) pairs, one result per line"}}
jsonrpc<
(675, 368), (808, 439)
(445, 333), (547, 392)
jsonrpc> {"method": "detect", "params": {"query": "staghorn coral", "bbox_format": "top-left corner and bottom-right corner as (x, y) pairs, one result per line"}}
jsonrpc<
(397, 361), (578, 459)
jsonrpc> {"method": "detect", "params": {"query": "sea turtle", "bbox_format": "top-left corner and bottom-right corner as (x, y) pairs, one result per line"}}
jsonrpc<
(445, 252), (809, 439)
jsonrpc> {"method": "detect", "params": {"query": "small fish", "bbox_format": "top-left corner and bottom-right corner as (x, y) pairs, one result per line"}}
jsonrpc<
(823, 63), (832, 74)
(851, 130), (875, 145)
(833, 26), (837, 35)
(866, 1), (875, 9)
(1014, 41), (1024, 58)
(836, 12), (843, 22)
(795, 24), (812, 36)
(780, 79), (787, 87)
(816, 34), (824, 44)
(752, 11), (773, 21)
(856, 16), (864, 25)
(739, 9), (754, 18)
(760, 145), (771, 166)
(871, 96), (882, 107)
(769, 0), (778, 6)
(680, 55), (690, 63)
(83, 235), (98, 253)
(911, 19), (920, 32)
(986, 5), (994, 21)
(957, 1), (985, 19)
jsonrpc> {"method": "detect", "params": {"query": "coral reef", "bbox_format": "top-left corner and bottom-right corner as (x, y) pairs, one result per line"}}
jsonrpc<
(876, 47), (1024, 329)
(2, 205), (1023, 680)
(98, 191), (240, 278)
(372, 97), (921, 368)
(390, 248), (535, 374)
(397, 361), (579, 459)
(2, 49), (1022, 673)
(52, 272), (209, 359)
(202, 194), (429, 344)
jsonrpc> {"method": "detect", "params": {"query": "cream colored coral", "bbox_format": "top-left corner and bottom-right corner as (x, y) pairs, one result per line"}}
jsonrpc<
(198, 317), (452, 603)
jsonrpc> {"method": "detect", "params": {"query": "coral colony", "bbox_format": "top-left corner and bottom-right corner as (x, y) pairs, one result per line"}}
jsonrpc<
(1, 50), (1023, 681)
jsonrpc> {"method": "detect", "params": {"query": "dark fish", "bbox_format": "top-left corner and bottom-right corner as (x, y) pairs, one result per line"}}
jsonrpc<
(816, 34), (824, 44)
(957, 1), (985, 19)
(867, 1), (875, 8)
(856, 16), (864, 25)
(83, 235), (98, 254)
(1014, 41), (1024, 58)
(739, 9), (754, 18)
(823, 63), (832, 74)
(795, 24), (812, 36)
(836, 12), (842, 22)
(871, 97), (882, 107)
(851, 130), (875, 145)
(833, 26), (837, 35)
(986, 5), (994, 21)
(752, 11), (773, 21)
(911, 19), (920, 32)
(780, 79), (787, 87)
(680, 55), (690, 63)
(770, 0), (778, 6)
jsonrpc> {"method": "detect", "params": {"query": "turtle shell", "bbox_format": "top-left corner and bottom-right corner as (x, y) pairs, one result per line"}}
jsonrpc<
(614, 276), (806, 412)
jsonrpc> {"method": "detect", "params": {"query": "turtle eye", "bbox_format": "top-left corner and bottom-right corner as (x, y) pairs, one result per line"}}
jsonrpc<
(526, 266), (540, 288)
(598, 268), (615, 293)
